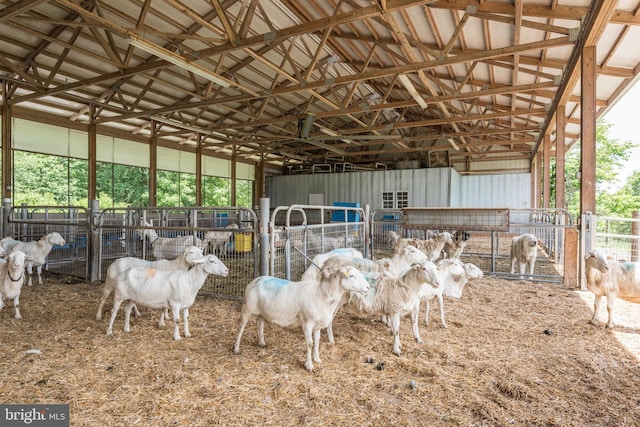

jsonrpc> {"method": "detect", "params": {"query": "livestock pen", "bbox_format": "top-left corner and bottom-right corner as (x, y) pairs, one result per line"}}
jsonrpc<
(1, 265), (639, 425)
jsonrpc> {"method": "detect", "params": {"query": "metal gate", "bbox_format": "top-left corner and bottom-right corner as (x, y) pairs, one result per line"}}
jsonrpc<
(2, 205), (90, 280)
(97, 206), (258, 299)
(370, 207), (575, 284)
(269, 204), (368, 280)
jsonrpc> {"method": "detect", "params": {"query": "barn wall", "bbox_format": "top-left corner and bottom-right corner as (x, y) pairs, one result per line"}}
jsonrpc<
(458, 173), (531, 208)
(266, 168), (453, 208)
(266, 169), (531, 209)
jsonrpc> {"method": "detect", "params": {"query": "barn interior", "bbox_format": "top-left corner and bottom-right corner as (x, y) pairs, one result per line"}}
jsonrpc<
(1, 1), (640, 425)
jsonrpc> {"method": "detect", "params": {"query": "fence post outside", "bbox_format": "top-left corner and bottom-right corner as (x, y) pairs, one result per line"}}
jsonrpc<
(632, 210), (640, 262)
(89, 199), (100, 284)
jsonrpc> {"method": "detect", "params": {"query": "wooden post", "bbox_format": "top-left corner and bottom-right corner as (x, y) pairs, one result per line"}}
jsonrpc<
(632, 210), (640, 262)
(149, 121), (157, 207)
(543, 133), (551, 208)
(88, 105), (97, 202)
(2, 82), (12, 201)
(555, 105), (566, 210)
(564, 227), (579, 288)
(580, 45), (597, 216)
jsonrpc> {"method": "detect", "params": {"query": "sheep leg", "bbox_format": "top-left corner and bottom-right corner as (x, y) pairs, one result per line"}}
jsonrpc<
(36, 265), (43, 285)
(106, 299), (124, 336)
(96, 283), (113, 321)
(233, 311), (251, 354)
(257, 317), (267, 347)
(325, 322), (335, 345)
(123, 301), (136, 333)
(423, 299), (430, 326)
(312, 328), (322, 364)
(510, 257), (516, 274)
(390, 313), (402, 356)
(590, 295), (602, 325)
(26, 264), (34, 287)
(13, 295), (22, 319)
(171, 305), (182, 340)
(303, 322), (315, 371)
(410, 302), (422, 343)
(183, 307), (191, 338)
(606, 295), (616, 329)
(437, 294), (447, 328)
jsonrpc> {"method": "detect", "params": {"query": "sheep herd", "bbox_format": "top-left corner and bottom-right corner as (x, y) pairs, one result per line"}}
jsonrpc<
(2, 227), (638, 372)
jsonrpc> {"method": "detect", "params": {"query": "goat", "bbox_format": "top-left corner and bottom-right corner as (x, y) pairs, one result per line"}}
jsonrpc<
(233, 263), (370, 371)
(300, 245), (429, 344)
(96, 245), (205, 321)
(395, 231), (453, 261)
(202, 223), (239, 257)
(138, 219), (204, 260)
(585, 249), (640, 329)
(1, 232), (66, 286)
(106, 254), (229, 340)
(415, 258), (483, 329)
(0, 250), (29, 319)
(510, 233), (538, 277)
(441, 231), (471, 260)
(342, 261), (441, 355)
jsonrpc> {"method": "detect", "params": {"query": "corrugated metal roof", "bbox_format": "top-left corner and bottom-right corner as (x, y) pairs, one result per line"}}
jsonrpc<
(0, 0), (637, 174)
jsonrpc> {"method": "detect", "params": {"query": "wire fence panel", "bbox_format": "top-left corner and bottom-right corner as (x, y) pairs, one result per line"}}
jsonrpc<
(371, 207), (574, 284)
(4, 206), (90, 280)
(98, 206), (258, 300)
(595, 215), (640, 262)
(269, 205), (367, 280)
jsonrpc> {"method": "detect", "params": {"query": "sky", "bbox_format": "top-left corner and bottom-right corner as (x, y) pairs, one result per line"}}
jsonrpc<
(600, 79), (640, 188)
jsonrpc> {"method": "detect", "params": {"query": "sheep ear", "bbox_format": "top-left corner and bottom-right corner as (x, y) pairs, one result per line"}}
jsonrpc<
(342, 267), (351, 278)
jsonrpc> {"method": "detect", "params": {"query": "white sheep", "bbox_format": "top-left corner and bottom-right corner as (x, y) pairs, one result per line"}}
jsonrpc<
(106, 254), (229, 340)
(299, 247), (364, 283)
(342, 261), (441, 356)
(585, 249), (640, 329)
(202, 223), (239, 257)
(138, 219), (204, 260)
(441, 230), (471, 260)
(96, 245), (205, 321)
(414, 258), (484, 329)
(233, 263), (370, 372)
(1, 232), (66, 286)
(300, 245), (429, 344)
(394, 231), (453, 261)
(0, 250), (29, 319)
(510, 233), (538, 277)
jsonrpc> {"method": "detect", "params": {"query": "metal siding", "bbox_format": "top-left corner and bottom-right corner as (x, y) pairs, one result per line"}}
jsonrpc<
(459, 173), (531, 208)
(265, 168), (455, 208)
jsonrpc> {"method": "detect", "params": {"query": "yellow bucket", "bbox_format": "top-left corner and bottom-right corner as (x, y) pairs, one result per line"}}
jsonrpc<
(235, 233), (252, 252)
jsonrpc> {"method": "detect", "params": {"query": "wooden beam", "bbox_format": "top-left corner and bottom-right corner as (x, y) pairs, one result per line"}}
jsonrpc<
(580, 45), (597, 216)
(555, 105), (566, 210)
(543, 133), (551, 208)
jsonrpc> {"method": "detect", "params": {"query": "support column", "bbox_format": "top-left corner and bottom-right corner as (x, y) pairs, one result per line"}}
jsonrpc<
(2, 82), (12, 201)
(231, 146), (237, 206)
(149, 121), (157, 207)
(88, 105), (97, 203)
(543, 133), (551, 209)
(555, 105), (566, 210)
(196, 137), (202, 206)
(580, 45), (597, 218)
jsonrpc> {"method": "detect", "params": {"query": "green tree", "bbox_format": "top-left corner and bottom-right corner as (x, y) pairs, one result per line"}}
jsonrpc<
(562, 121), (638, 219)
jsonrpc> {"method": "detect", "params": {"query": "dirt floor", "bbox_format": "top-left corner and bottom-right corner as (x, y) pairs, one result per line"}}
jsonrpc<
(1, 272), (640, 427)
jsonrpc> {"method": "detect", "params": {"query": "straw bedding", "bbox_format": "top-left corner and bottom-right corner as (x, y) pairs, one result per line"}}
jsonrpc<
(1, 272), (640, 426)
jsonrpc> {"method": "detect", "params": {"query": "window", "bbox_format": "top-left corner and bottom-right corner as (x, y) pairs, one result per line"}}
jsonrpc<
(396, 191), (408, 208)
(382, 191), (394, 209)
(382, 191), (409, 209)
